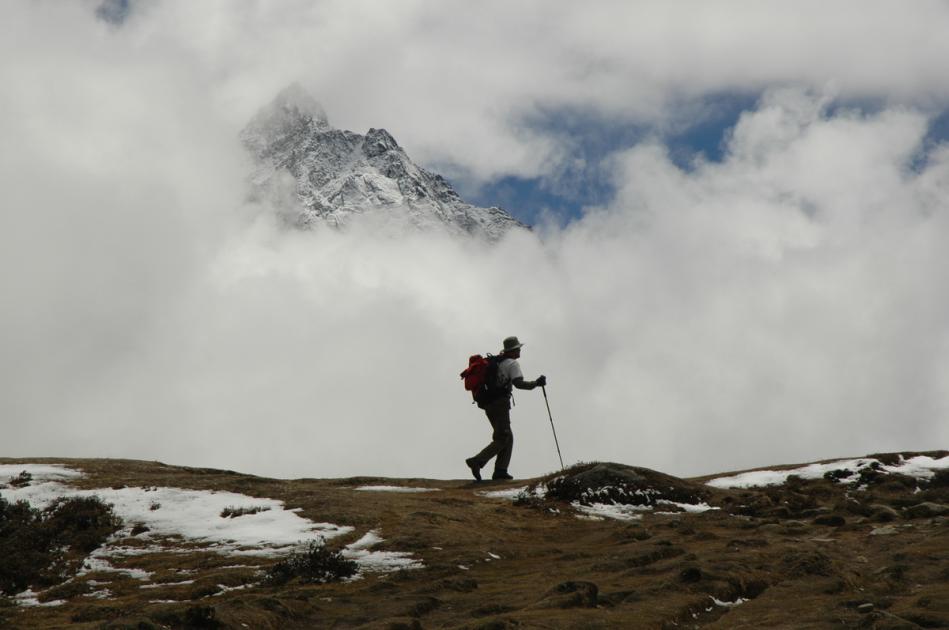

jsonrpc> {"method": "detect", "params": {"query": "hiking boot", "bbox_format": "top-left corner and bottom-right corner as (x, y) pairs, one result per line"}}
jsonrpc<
(465, 458), (482, 481)
(492, 472), (514, 481)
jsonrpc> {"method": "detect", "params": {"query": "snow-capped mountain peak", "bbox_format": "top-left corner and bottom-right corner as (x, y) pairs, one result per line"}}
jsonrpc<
(241, 85), (526, 239)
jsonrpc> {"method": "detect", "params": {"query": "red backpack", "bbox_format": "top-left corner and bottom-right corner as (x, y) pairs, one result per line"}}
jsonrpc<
(460, 354), (504, 408)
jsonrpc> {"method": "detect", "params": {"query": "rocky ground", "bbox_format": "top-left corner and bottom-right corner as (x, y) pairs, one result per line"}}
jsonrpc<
(1, 452), (947, 629)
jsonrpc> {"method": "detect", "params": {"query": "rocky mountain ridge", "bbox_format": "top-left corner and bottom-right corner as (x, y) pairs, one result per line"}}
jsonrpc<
(241, 84), (527, 239)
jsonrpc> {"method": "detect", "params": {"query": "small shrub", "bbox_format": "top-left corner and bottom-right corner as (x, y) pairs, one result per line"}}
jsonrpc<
(220, 506), (270, 518)
(823, 469), (854, 482)
(0, 498), (48, 595)
(184, 605), (220, 629)
(8, 471), (33, 488)
(40, 579), (92, 602)
(265, 540), (357, 585)
(45, 496), (123, 553)
(929, 469), (949, 488)
(0, 495), (122, 595)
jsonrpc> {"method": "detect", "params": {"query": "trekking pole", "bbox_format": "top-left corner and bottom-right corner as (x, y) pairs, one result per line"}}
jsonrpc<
(541, 386), (565, 471)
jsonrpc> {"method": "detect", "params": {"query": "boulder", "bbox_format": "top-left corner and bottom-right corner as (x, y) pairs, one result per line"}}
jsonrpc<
(868, 504), (900, 522)
(870, 525), (900, 536)
(543, 463), (708, 508)
(904, 502), (949, 518)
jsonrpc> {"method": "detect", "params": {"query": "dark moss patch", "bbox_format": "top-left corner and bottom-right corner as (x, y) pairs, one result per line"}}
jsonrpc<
(265, 540), (357, 585)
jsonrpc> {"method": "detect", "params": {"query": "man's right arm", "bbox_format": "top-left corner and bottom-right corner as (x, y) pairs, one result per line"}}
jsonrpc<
(512, 375), (546, 390)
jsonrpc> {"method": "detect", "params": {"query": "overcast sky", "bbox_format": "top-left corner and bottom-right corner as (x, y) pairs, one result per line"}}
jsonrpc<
(2, 1), (948, 480)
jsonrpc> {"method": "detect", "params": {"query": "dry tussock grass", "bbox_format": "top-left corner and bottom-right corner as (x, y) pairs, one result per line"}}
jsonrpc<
(0, 454), (947, 629)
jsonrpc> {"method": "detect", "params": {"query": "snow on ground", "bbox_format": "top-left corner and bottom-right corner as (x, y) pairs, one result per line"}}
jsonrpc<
(706, 455), (949, 489)
(0, 464), (84, 484)
(474, 480), (715, 520)
(342, 530), (423, 572)
(0, 464), (352, 557)
(656, 500), (718, 514)
(478, 485), (529, 499)
(1, 462), (422, 606)
(354, 485), (439, 493)
(572, 498), (718, 521)
(78, 556), (152, 580)
(572, 501), (649, 521)
(478, 484), (549, 500)
(11, 589), (66, 608)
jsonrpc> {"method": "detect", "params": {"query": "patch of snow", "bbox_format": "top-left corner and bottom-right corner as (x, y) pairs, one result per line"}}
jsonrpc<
(572, 501), (648, 521)
(580, 485), (660, 503)
(354, 485), (438, 493)
(12, 589), (66, 608)
(140, 580), (194, 589)
(83, 589), (113, 599)
(706, 455), (949, 489)
(656, 500), (719, 513)
(0, 464), (353, 556)
(346, 531), (385, 551)
(98, 544), (175, 557)
(488, 552), (501, 559)
(79, 556), (152, 580)
(576, 514), (606, 521)
(341, 530), (423, 573)
(478, 486), (528, 499)
(887, 455), (949, 479)
(458, 565), (470, 571)
(212, 583), (256, 596)
(711, 595), (749, 607)
(0, 464), (84, 485)
(479, 484), (548, 500)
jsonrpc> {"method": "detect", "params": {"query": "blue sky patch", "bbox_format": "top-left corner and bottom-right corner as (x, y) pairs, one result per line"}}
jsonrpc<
(96, 0), (131, 26)
(466, 92), (759, 225)
(465, 94), (949, 225)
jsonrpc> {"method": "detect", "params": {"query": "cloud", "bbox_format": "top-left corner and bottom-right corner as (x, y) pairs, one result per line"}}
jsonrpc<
(63, 0), (949, 184)
(1, 4), (948, 479)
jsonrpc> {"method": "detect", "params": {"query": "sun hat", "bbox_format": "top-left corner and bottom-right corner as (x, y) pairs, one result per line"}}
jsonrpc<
(502, 336), (524, 352)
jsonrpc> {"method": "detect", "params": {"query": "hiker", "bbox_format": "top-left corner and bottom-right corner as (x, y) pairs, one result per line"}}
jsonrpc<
(465, 336), (546, 481)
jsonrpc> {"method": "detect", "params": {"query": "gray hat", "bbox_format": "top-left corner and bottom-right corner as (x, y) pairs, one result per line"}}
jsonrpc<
(502, 336), (524, 352)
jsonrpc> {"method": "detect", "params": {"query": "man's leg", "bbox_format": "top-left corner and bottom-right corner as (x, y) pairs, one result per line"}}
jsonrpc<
(489, 404), (514, 477)
(468, 400), (512, 474)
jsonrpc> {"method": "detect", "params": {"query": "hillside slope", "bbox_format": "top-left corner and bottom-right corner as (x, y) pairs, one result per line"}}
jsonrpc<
(1, 453), (947, 629)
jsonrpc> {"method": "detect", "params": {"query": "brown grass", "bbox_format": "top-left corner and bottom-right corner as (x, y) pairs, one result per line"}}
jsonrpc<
(1, 454), (947, 629)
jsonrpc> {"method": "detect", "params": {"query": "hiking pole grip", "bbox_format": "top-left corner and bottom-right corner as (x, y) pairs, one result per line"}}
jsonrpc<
(542, 386), (565, 471)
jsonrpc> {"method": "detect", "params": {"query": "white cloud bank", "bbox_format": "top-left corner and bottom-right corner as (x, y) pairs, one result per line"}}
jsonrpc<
(28, 0), (949, 183)
(1, 3), (948, 480)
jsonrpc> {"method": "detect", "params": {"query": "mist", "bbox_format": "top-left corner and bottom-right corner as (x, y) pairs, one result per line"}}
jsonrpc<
(2, 2), (948, 480)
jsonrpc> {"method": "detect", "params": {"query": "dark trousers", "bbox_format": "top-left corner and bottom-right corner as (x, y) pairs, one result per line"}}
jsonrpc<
(471, 398), (513, 474)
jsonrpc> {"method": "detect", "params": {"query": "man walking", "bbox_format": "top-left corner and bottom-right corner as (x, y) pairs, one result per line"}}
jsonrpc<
(466, 336), (546, 481)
